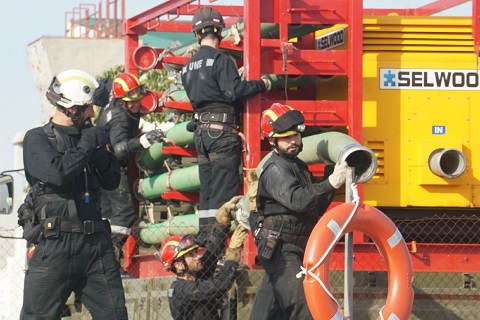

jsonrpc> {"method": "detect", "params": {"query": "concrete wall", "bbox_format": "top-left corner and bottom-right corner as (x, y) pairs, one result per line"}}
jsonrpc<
(27, 36), (124, 121)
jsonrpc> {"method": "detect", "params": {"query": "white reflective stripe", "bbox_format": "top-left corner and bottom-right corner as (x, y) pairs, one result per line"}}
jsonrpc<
(110, 225), (131, 235)
(387, 228), (402, 249)
(207, 209), (218, 218)
(206, 58), (215, 67)
(198, 209), (209, 219)
(327, 219), (341, 238)
(387, 312), (400, 320)
(330, 308), (344, 320)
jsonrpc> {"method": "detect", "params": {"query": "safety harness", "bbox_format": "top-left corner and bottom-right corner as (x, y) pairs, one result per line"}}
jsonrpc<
(36, 123), (110, 235)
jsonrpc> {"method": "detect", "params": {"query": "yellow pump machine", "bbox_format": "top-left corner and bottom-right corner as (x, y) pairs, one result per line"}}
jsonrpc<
(314, 14), (480, 272)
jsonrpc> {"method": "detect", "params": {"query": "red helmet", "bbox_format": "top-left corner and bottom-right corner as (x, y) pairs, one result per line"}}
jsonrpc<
(158, 235), (182, 271)
(112, 72), (146, 101)
(261, 103), (305, 138)
(175, 234), (200, 259)
(157, 235), (200, 272)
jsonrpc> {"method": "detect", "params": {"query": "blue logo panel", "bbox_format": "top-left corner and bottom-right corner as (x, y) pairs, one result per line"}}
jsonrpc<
(432, 126), (446, 135)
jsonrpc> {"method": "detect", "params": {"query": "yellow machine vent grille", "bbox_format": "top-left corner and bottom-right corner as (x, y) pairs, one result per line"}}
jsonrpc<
(363, 16), (473, 52)
(366, 140), (385, 181)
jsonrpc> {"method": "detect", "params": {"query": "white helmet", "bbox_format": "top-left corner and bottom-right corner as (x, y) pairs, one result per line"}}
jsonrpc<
(46, 69), (99, 108)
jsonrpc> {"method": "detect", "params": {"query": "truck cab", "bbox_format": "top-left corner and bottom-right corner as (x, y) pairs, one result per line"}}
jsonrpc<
(0, 172), (27, 319)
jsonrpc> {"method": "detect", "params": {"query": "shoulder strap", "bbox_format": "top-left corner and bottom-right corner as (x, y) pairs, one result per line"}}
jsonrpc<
(42, 121), (66, 153)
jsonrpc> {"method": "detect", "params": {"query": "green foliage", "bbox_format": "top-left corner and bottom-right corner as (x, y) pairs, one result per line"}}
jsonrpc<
(98, 66), (124, 80)
(140, 69), (174, 124)
(141, 69), (174, 92)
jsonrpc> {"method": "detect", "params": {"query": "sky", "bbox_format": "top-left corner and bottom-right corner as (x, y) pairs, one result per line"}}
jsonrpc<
(0, 1), (165, 173)
(0, 0), (471, 177)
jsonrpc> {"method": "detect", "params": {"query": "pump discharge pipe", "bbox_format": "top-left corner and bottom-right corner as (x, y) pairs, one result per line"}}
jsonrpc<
(138, 132), (378, 245)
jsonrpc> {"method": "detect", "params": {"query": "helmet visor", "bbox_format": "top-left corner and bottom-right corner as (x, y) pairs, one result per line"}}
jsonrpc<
(175, 234), (200, 259)
(121, 84), (146, 101)
(272, 125), (305, 138)
(271, 110), (305, 135)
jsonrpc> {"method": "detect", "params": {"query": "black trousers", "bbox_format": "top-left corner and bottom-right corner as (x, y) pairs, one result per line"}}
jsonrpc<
(21, 232), (127, 320)
(251, 242), (313, 320)
(250, 272), (289, 320)
(101, 167), (136, 233)
(194, 127), (242, 229)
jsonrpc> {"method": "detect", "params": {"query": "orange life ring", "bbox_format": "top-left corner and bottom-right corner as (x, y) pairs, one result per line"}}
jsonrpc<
(303, 203), (414, 320)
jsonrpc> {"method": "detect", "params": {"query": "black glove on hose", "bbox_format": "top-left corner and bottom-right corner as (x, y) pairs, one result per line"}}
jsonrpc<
(139, 129), (165, 148)
(91, 146), (110, 172)
(81, 126), (107, 148)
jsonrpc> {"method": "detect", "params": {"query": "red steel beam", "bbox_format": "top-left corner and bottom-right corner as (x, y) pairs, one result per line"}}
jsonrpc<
(474, 0), (480, 54)
(124, 0), (242, 35)
(260, 49), (349, 77)
(161, 146), (197, 157)
(133, 241), (480, 278)
(161, 191), (199, 203)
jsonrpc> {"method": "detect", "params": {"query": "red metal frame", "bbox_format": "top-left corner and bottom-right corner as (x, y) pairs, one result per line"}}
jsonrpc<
(131, 242), (480, 278)
(119, 0), (480, 276)
(474, 0), (480, 54)
(122, 0), (366, 273)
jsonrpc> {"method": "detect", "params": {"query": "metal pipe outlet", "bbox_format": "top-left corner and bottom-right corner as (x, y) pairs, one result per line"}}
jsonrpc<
(428, 148), (467, 178)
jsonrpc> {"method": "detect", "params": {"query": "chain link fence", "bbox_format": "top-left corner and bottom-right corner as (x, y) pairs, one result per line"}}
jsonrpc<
(0, 213), (478, 319)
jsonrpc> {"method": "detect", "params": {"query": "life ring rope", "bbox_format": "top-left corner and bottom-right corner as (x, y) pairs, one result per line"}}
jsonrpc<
(296, 182), (360, 307)
(300, 183), (413, 320)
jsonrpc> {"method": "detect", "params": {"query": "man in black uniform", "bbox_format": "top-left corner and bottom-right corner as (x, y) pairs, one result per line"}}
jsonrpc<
(181, 6), (271, 229)
(96, 72), (164, 277)
(249, 103), (348, 320)
(20, 69), (127, 319)
(158, 195), (247, 320)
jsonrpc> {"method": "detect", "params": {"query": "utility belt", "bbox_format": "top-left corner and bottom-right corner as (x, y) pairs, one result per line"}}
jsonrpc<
(37, 191), (105, 235)
(197, 112), (237, 125)
(18, 189), (104, 244)
(34, 218), (110, 242)
(197, 122), (239, 135)
(22, 218), (111, 245)
(38, 191), (101, 202)
(256, 228), (309, 249)
(47, 219), (111, 234)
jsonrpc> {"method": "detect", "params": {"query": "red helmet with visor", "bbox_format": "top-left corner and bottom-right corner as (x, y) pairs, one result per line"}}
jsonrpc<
(261, 103), (305, 138)
(157, 235), (200, 272)
(112, 72), (146, 101)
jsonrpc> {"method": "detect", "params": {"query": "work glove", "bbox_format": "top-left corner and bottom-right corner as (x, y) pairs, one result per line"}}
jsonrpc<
(261, 76), (272, 91)
(244, 170), (258, 213)
(328, 161), (349, 189)
(139, 129), (165, 148)
(215, 195), (244, 225)
(224, 225), (249, 262)
(91, 145), (110, 172)
(81, 126), (107, 148)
